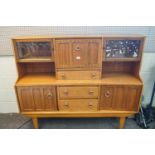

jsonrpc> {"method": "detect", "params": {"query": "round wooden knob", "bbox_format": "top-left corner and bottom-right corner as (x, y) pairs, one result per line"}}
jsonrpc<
(75, 46), (80, 51)
(47, 92), (53, 99)
(61, 74), (66, 79)
(64, 102), (69, 107)
(91, 73), (96, 79)
(88, 103), (93, 107)
(105, 91), (110, 98)
(89, 90), (94, 94)
(64, 89), (69, 95)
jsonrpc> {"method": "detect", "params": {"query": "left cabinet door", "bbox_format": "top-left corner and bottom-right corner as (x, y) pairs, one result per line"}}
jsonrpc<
(17, 86), (57, 112)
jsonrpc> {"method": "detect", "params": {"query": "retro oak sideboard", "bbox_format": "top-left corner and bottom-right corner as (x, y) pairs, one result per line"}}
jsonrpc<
(12, 35), (145, 129)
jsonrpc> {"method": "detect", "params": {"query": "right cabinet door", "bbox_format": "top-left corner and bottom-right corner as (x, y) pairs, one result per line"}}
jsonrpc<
(100, 85), (142, 111)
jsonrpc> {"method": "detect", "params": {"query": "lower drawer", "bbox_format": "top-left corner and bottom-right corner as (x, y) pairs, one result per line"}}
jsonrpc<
(56, 70), (101, 80)
(58, 99), (98, 111)
(58, 86), (99, 99)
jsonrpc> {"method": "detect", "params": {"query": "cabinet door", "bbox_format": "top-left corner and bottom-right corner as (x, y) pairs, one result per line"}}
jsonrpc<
(42, 87), (57, 111)
(71, 39), (88, 67)
(15, 39), (52, 59)
(55, 39), (102, 69)
(88, 39), (102, 68)
(17, 86), (57, 112)
(55, 39), (71, 68)
(100, 85), (142, 111)
(17, 87), (34, 111)
(100, 86), (114, 109)
(113, 86), (127, 110)
(126, 86), (141, 111)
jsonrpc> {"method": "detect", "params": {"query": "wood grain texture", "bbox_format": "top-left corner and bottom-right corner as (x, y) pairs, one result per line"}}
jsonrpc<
(54, 39), (102, 69)
(100, 85), (142, 111)
(17, 86), (57, 112)
(56, 70), (101, 80)
(15, 73), (143, 86)
(12, 35), (145, 129)
(57, 86), (99, 99)
(58, 99), (98, 111)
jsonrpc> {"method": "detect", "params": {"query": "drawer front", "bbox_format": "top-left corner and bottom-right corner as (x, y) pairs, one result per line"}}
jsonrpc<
(58, 86), (99, 99)
(57, 70), (101, 80)
(58, 99), (98, 111)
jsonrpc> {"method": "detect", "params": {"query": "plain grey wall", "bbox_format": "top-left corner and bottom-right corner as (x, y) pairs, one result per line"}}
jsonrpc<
(0, 26), (155, 55)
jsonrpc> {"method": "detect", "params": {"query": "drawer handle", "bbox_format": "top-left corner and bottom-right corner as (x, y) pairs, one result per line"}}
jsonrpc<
(75, 46), (80, 51)
(89, 90), (94, 94)
(105, 91), (110, 98)
(91, 73), (96, 79)
(63, 89), (69, 95)
(64, 102), (69, 107)
(88, 103), (93, 108)
(61, 74), (66, 79)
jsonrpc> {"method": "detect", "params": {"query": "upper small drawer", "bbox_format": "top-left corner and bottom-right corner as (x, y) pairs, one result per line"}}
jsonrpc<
(58, 86), (100, 99)
(57, 70), (101, 80)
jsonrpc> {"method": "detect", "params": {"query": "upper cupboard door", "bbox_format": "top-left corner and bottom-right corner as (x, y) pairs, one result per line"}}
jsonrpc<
(14, 39), (53, 61)
(55, 38), (102, 69)
(55, 39), (71, 69)
(88, 39), (102, 68)
(103, 37), (145, 61)
(71, 39), (88, 67)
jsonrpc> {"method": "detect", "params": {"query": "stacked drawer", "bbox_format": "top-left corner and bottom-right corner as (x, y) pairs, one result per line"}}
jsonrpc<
(57, 86), (100, 111)
(57, 70), (101, 80)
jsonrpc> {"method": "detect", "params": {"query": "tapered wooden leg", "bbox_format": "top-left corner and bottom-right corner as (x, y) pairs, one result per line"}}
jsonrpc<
(32, 117), (39, 129)
(119, 117), (126, 129)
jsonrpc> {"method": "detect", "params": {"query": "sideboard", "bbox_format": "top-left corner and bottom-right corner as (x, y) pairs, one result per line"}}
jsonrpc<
(12, 35), (145, 128)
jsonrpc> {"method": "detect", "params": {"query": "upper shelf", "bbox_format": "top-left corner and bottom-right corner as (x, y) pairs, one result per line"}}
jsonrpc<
(17, 57), (54, 63)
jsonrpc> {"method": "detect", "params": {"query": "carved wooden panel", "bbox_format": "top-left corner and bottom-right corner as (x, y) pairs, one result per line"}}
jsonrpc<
(32, 87), (44, 111)
(100, 85), (142, 111)
(88, 39), (102, 68)
(17, 87), (34, 111)
(100, 86), (114, 109)
(126, 86), (141, 111)
(113, 86), (126, 110)
(55, 40), (71, 68)
(55, 39), (102, 69)
(43, 87), (57, 111)
(17, 86), (57, 112)
(71, 40), (87, 67)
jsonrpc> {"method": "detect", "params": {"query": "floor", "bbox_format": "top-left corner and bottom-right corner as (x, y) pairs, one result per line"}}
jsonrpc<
(1, 113), (154, 129)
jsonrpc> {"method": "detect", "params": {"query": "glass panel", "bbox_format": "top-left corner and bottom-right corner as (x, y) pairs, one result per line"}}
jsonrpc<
(105, 40), (141, 58)
(16, 42), (51, 59)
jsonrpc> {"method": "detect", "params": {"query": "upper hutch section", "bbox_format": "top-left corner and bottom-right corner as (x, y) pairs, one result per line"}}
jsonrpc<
(12, 35), (145, 66)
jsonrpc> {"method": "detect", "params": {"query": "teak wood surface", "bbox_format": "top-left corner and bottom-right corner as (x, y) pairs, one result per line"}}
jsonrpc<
(12, 35), (145, 129)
